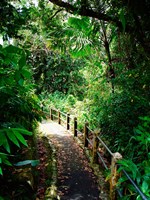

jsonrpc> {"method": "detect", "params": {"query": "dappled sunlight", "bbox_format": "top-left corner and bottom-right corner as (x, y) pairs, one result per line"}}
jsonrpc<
(39, 121), (68, 137)
(41, 121), (101, 199)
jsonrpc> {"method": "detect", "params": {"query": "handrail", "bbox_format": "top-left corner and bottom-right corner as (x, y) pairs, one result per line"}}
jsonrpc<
(87, 138), (93, 147)
(52, 114), (58, 118)
(87, 126), (94, 134)
(60, 117), (66, 124)
(68, 115), (74, 120)
(97, 136), (113, 156)
(97, 152), (108, 169)
(122, 169), (148, 200)
(77, 130), (83, 135)
(49, 108), (148, 200)
(59, 110), (67, 117)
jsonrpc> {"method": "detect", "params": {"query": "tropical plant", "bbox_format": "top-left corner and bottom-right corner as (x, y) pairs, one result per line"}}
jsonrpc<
(0, 0), (149, 198)
(29, 46), (86, 96)
(0, 44), (41, 174)
(117, 117), (150, 198)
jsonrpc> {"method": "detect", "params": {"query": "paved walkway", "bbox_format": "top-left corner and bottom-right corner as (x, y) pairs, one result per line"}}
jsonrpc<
(39, 121), (100, 200)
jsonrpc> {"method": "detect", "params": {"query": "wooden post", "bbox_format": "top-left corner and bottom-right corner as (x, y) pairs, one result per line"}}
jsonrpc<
(50, 108), (53, 120)
(92, 131), (99, 164)
(67, 114), (70, 130)
(74, 117), (77, 137)
(58, 111), (61, 124)
(109, 152), (122, 200)
(84, 122), (89, 147)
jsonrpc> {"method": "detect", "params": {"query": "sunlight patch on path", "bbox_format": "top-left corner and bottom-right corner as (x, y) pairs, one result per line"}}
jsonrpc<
(39, 120), (68, 137)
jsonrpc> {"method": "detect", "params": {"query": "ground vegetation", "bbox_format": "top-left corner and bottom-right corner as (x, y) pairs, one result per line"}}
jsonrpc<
(0, 0), (150, 199)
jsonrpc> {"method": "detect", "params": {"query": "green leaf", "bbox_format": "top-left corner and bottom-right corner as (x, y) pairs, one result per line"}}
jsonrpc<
(19, 55), (26, 68)
(0, 128), (31, 149)
(139, 116), (150, 122)
(135, 128), (143, 135)
(137, 125), (145, 132)
(13, 130), (28, 146)
(0, 152), (10, 157)
(5, 45), (23, 55)
(118, 159), (139, 180)
(120, 9), (126, 32)
(118, 176), (128, 185)
(6, 131), (20, 147)
(68, 17), (91, 34)
(141, 181), (148, 193)
(0, 153), (12, 166)
(71, 44), (91, 58)
(15, 70), (21, 81)
(14, 128), (32, 136)
(14, 160), (40, 167)
(0, 167), (3, 175)
(21, 69), (31, 79)
(2, 159), (12, 166)
(136, 195), (142, 200)
(0, 132), (10, 153)
(18, 78), (24, 86)
(0, 196), (5, 200)
(0, 131), (4, 146)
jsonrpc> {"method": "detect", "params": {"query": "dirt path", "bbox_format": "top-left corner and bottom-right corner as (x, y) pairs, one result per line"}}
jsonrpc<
(39, 120), (100, 200)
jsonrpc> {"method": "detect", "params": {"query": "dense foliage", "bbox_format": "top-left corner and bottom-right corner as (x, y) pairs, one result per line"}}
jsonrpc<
(0, 0), (149, 199)
(29, 45), (85, 96)
(0, 1), (42, 199)
(43, 0), (150, 198)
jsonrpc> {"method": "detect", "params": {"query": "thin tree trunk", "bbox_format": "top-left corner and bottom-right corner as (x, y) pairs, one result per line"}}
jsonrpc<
(101, 22), (115, 93)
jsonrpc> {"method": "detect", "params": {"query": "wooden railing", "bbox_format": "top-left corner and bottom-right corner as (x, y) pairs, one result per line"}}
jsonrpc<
(49, 108), (148, 200)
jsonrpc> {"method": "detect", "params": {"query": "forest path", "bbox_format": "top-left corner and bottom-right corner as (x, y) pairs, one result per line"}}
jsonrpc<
(39, 120), (100, 200)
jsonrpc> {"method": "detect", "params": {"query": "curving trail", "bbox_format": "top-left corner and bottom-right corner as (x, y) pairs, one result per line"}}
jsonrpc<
(39, 120), (100, 200)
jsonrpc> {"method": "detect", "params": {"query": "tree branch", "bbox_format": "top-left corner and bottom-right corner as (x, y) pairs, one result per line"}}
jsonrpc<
(49, 0), (122, 29)
(49, 9), (63, 20)
(49, 0), (150, 53)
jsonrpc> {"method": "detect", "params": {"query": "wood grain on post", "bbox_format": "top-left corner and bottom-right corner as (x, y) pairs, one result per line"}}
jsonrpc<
(109, 152), (122, 200)
(67, 113), (70, 130)
(74, 117), (77, 137)
(50, 108), (53, 120)
(58, 111), (61, 124)
(92, 131), (99, 164)
(84, 122), (89, 147)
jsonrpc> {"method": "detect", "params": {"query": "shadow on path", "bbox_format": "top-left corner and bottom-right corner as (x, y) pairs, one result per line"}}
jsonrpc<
(39, 121), (100, 200)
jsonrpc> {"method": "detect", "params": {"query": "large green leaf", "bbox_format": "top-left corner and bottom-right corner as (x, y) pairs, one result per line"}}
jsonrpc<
(0, 167), (2, 175)
(13, 130), (28, 146)
(18, 78), (24, 86)
(14, 128), (32, 135)
(0, 153), (12, 175)
(15, 70), (21, 81)
(71, 44), (91, 58)
(118, 159), (139, 180)
(14, 160), (40, 167)
(0, 131), (10, 153)
(68, 17), (91, 35)
(5, 45), (24, 55)
(21, 69), (31, 79)
(19, 55), (26, 68)
(6, 131), (20, 147)
(2, 158), (12, 166)
(0, 128), (31, 149)
(141, 181), (149, 193)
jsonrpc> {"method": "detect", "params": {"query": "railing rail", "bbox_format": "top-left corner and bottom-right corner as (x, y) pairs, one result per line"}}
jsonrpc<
(49, 108), (148, 200)
(97, 135), (113, 156)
